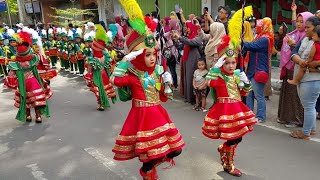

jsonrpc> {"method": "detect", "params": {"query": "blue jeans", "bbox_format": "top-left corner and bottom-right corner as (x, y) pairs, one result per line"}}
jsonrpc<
(246, 78), (266, 121)
(298, 81), (320, 135)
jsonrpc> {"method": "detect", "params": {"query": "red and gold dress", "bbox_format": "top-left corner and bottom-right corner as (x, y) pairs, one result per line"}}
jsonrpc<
(112, 66), (185, 162)
(202, 68), (257, 140)
(7, 55), (52, 109)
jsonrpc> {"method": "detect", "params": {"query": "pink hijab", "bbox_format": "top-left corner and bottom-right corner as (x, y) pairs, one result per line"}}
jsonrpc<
(280, 12), (313, 71)
(164, 17), (170, 33)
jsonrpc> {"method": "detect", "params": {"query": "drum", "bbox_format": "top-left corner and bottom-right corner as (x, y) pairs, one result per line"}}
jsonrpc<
(39, 69), (57, 80)
(62, 52), (68, 60)
(70, 55), (77, 63)
(49, 48), (58, 56)
(76, 52), (85, 60)
(0, 57), (7, 65)
(57, 51), (62, 58)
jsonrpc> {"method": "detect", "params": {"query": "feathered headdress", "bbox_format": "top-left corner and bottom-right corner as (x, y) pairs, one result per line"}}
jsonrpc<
(228, 6), (253, 49)
(119, 0), (157, 35)
(119, 0), (157, 53)
(94, 24), (109, 45)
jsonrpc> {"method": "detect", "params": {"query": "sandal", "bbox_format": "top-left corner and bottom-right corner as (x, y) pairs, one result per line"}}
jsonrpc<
(311, 130), (317, 135)
(290, 130), (310, 140)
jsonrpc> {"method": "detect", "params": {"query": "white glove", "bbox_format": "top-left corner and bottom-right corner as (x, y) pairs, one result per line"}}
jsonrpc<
(124, 49), (144, 62)
(214, 55), (226, 68)
(239, 72), (249, 83)
(162, 72), (173, 84)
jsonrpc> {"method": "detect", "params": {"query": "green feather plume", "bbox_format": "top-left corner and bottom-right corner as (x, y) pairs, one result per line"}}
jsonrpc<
(95, 24), (109, 45)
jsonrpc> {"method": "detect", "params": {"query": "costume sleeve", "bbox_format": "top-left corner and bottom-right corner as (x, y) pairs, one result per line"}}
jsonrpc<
(240, 82), (252, 96)
(112, 61), (129, 77)
(208, 79), (219, 88)
(113, 75), (131, 87)
(159, 84), (169, 102)
(243, 37), (268, 52)
(179, 36), (202, 47)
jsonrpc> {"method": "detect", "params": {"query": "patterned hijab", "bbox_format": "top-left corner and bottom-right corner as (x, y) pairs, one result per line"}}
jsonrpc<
(255, 17), (274, 56)
(280, 12), (313, 70)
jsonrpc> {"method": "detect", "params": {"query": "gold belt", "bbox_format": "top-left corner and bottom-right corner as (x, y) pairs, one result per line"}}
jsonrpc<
(217, 98), (240, 103)
(133, 99), (160, 107)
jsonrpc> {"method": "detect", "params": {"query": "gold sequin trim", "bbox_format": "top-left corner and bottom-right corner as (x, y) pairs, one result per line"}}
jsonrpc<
(14, 94), (46, 103)
(219, 117), (257, 129)
(114, 153), (136, 160)
(220, 126), (251, 139)
(133, 99), (160, 107)
(217, 98), (240, 103)
(136, 133), (182, 150)
(116, 135), (137, 142)
(113, 144), (135, 152)
(137, 123), (176, 138)
(219, 111), (254, 121)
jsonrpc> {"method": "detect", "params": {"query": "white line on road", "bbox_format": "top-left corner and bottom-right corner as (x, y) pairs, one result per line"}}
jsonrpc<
(25, 163), (48, 180)
(257, 123), (320, 143)
(84, 147), (138, 180)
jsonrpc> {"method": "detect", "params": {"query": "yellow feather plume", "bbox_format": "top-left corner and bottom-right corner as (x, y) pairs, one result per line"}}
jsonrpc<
(228, 6), (253, 48)
(119, 0), (144, 21)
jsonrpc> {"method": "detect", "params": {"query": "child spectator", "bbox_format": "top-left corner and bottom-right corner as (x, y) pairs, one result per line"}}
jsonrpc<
(193, 59), (208, 112)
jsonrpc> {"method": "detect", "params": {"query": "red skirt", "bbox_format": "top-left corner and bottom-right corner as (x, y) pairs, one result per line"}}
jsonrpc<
(202, 100), (257, 140)
(14, 76), (49, 109)
(112, 103), (185, 162)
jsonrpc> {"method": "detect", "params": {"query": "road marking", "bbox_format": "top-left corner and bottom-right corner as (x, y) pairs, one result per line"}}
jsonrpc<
(172, 97), (320, 143)
(257, 123), (320, 143)
(84, 147), (138, 180)
(26, 163), (48, 180)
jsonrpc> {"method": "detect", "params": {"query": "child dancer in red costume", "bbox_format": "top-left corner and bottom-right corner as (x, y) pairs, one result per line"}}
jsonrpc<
(6, 30), (51, 123)
(203, 46), (257, 177)
(110, 2), (185, 178)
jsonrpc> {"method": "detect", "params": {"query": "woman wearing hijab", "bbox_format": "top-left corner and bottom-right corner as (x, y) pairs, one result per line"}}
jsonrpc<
(243, 17), (274, 123)
(290, 16), (320, 140)
(198, 22), (226, 69)
(174, 21), (202, 104)
(278, 11), (313, 127)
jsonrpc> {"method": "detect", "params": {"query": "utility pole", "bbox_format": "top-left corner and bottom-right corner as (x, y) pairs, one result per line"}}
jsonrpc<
(16, 0), (25, 23)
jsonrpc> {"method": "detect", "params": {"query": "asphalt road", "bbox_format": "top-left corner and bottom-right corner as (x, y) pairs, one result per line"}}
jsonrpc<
(1, 72), (320, 180)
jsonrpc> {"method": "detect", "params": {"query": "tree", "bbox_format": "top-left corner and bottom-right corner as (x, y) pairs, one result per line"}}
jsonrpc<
(50, 7), (96, 27)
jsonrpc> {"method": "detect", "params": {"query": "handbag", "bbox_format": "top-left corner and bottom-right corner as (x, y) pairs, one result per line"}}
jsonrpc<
(253, 54), (269, 83)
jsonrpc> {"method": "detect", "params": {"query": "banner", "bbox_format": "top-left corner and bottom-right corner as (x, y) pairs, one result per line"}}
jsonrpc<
(0, 2), (6, 12)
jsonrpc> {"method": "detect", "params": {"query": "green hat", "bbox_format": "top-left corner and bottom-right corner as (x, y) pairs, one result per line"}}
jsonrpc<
(61, 32), (67, 37)
(74, 33), (82, 39)
(8, 36), (17, 41)
(32, 38), (38, 45)
(67, 35), (74, 41)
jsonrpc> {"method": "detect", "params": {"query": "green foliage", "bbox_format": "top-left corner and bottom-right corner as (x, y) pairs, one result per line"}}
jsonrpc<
(1, 0), (18, 15)
(50, 7), (96, 27)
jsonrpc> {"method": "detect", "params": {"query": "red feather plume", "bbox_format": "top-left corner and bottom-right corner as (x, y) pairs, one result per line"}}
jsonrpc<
(18, 31), (32, 46)
(144, 16), (157, 33)
(217, 35), (231, 55)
